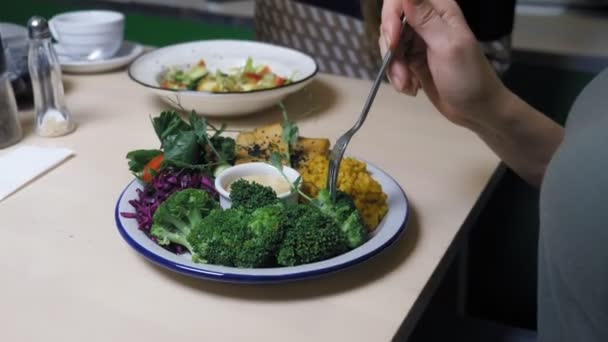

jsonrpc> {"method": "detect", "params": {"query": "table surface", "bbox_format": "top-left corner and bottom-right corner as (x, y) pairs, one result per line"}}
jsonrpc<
(0, 70), (499, 342)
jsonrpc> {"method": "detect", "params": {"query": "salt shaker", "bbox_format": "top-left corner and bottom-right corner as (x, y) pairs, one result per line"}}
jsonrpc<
(27, 16), (75, 137)
(0, 33), (23, 149)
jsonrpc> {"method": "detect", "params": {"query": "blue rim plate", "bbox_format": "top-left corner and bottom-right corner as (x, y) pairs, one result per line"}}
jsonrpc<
(114, 162), (409, 284)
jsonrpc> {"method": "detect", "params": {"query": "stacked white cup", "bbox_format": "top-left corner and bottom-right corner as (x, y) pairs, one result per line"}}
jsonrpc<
(49, 10), (124, 61)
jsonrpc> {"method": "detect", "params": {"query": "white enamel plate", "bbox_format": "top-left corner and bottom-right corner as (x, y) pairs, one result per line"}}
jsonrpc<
(128, 40), (318, 117)
(114, 162), (409, 283)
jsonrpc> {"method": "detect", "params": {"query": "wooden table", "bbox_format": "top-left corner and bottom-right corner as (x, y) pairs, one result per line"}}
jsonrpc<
(0, 71), (499, 341)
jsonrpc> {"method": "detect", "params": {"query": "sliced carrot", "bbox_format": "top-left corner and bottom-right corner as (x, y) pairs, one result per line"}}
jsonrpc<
(142, 154), (164, 182)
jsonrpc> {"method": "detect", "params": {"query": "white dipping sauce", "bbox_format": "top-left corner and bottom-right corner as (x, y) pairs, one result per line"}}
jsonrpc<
(228, 174), (291, 195)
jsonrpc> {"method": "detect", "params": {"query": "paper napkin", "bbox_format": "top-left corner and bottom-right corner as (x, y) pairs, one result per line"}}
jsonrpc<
(0, 145), (75, 202)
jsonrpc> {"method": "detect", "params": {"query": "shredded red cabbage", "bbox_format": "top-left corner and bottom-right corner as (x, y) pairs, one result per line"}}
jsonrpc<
(120, 168), (218, 232)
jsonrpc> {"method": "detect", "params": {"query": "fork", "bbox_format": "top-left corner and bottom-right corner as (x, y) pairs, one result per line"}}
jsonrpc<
(326, 16), (409, 202)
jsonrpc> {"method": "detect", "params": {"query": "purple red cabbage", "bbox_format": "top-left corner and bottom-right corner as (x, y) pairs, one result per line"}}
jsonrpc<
(120, 168), (218, 232)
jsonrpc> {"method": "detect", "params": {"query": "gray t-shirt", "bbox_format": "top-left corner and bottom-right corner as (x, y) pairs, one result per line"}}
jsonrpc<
(539, 68), (608, 342)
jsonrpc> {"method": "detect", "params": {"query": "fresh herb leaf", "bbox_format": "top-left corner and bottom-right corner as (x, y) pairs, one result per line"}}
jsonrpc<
(270, 151), (284, 170)
(152, 111), (189, 146)
(268, 152), (312, 202)
(126, 149), (163, 178)
(280, 102), (299, 148)
(293, 176), (302, 189)
(210, 122), (227, 138)
(162, 131), (201, 166)
(211, 136), (236, 164)
(188, 111), (208, 143)
(279, 102), (299, 165)
(129, 110), (237, 175)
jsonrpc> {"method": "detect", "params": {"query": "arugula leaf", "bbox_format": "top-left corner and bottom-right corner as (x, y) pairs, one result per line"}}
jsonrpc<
(126, 149), (163, 178)
(162, 131), (201, 166)
(152, 111), (189, 146)
(128, 110), (237, 175)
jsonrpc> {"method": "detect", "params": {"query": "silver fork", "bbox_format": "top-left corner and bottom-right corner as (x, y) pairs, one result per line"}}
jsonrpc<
(326, 16), (408, 202)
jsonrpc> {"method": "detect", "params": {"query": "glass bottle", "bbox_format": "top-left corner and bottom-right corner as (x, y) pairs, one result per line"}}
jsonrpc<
(27, 16), (75, 137)
(0, 33), (23, 149)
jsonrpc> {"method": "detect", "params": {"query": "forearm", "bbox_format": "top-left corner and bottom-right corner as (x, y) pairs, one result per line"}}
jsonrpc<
(467, 89), (564, 187)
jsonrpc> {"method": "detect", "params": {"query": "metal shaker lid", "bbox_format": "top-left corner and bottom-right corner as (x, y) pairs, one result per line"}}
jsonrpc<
(27, 16), (51, 40)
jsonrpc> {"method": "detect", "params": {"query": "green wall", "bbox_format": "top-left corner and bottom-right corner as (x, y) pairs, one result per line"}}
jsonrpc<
(3, 0), (254, 46)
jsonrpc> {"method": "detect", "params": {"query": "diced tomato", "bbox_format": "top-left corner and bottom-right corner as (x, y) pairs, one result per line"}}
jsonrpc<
(259, 66), (270, 75)
(244, 72), (263, 82)
(274, 77), (286, 86)
(142, 154), (164, 182)
(160, 80), (171, 89)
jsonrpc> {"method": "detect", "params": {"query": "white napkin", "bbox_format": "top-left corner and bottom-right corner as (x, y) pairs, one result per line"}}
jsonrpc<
(0, 145), (74, 202)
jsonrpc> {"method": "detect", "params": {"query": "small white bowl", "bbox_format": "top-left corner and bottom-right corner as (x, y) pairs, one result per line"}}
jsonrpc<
(214, 162), (300, 209)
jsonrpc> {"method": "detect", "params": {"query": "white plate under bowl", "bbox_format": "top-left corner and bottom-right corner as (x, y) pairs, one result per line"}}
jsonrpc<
(114, 162), (409, 283)
(127, 40), (318, 117)
(57, 41), (144, 74)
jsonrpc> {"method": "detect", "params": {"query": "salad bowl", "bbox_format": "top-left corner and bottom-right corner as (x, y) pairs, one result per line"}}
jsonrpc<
(128, 40), (318, 117)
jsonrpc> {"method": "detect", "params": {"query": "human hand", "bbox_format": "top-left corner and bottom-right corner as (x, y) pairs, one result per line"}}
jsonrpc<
(379, 0), (510, 128)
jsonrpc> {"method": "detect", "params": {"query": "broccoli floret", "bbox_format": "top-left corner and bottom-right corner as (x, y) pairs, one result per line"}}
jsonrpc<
(150, 189), (219, 253)
(277, 204), (348, 266)
(229, 179), (278, 211)
(236, 203), (285, 267)
(314, 189), (368, 249)
(188, 204), (286, 267)
(187, 208), (249, 266)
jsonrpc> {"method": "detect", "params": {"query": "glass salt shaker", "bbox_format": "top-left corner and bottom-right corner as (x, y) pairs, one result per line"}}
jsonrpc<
(0, 33), (23, 149)
(27, 16), (75, 137)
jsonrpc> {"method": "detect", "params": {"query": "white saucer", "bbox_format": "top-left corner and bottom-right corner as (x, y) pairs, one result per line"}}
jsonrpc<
(56, 41), (144, 74)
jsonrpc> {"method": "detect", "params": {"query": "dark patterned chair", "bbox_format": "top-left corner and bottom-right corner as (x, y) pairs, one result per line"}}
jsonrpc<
(254, 0), (382, 80)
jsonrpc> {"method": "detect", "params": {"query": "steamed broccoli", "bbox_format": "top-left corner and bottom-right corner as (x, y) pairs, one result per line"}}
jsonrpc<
(314, 189), (368, 249)
(188, 208), (250, 266)
(188, 204), (286, 267)
(236, 203), (285, 267)
(277, 204), (348, 266)
(229, 179), (278, 211)
(149, 188), (219, 253)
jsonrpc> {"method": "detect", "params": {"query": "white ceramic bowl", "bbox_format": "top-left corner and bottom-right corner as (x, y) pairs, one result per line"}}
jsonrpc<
(128, 40), (318, 117)
(214, 162), (300, 209)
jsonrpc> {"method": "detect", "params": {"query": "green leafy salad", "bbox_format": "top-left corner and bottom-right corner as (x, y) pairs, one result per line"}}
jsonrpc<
(159, 57), (292, 93)
(121, 108), (369, 268)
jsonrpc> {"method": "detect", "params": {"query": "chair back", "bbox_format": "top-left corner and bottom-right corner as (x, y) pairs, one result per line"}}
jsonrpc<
(255, 0), (381, 80)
